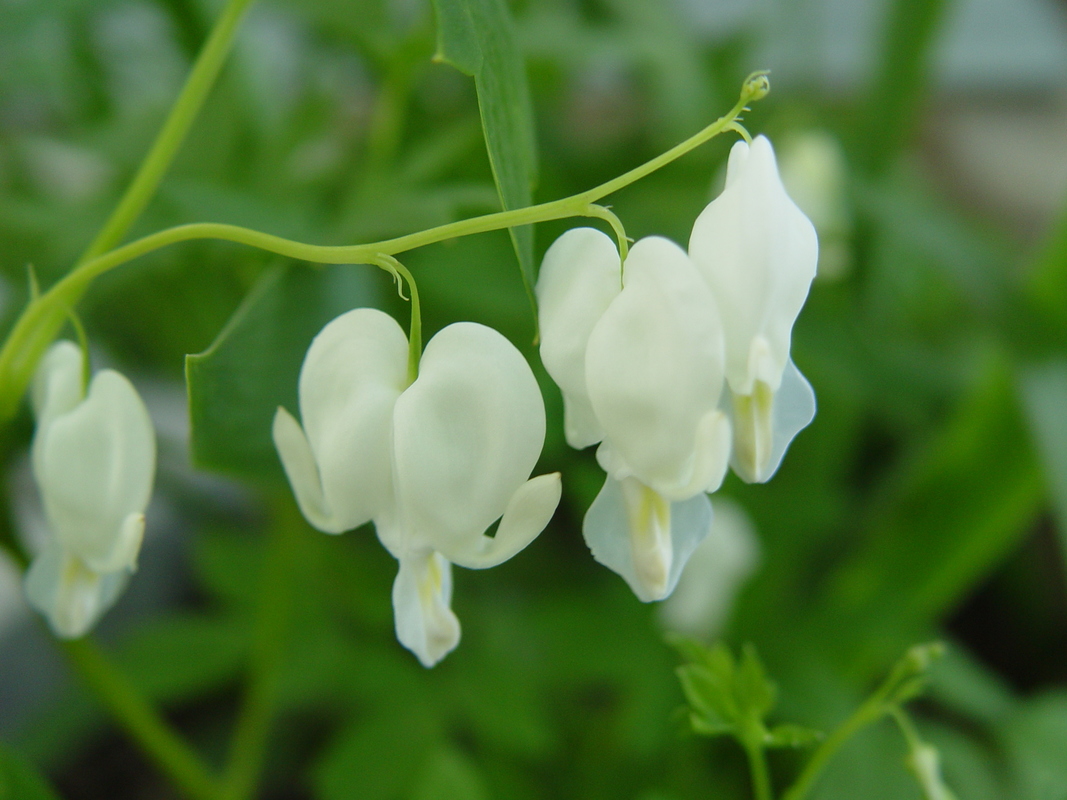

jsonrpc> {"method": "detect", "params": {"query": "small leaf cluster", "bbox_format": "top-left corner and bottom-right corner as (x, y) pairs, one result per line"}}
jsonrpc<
(672, 637), (820, 751)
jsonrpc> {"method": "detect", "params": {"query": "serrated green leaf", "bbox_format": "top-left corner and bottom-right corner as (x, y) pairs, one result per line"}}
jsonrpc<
(430, 0), (539, 301)
(736, 643), (776, 719)
(688, 713), (734, 738)
(765, 724), (822, 749)
(186, 263), (377, 483)
(665, 633), (710, 665)
(0, 746), (60, 800)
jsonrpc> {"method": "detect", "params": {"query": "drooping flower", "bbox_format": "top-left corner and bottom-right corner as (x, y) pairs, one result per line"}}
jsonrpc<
(24, 340), (156, 638)
(273, 309), (561, 667)
(689, 134), (818, 483)
(537, 231), (733, 602)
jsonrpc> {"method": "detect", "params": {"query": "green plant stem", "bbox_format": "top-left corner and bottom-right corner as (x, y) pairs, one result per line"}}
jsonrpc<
(781, 696), (884, 800)
(220, 503), (301, 800)
(743, 738), (774, 800)
(0, 0), (254, 419)
(375, 256), (423, 383)
(61, 638), (222, 800)
(0, 72), (763, 420)
(79, 0), (257, 262)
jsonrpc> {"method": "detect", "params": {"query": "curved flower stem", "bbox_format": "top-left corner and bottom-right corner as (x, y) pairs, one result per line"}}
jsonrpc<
(219, 503), (301, 800)
(781, 697), (885, 800)
(61, 638), (222, 800)
(582, 204), (630, 265)
(79, 0), (257, 262)
(0, 72), (766, 420)
(782, 642), (943, 800)
(0, 0), (254, 421)
(374, 255), (422, 383)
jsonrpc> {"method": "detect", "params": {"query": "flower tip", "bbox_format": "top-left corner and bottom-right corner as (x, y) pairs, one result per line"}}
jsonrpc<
(742, 71), (771, 103)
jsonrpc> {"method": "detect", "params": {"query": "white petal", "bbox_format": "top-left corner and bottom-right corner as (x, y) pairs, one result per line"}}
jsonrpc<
(34, 370), (155, 571)
(437, 472), (561, 569)
(292, 308), (408, 531)
(392, 322), (546, 558)
(561, 391), (604, 452)
(728, 358), (816, 483)
(273, 407), (343, 533)
(24, 544), (128, 638)
(392, 550), (460, 667)
(31, 340), (84, 430)
(689, 135), (818, 396)
(536, 228), (621, 449)
(585, 236), (729, 498)
(583, 476), (713, 602)
(658, 497), (760, 637)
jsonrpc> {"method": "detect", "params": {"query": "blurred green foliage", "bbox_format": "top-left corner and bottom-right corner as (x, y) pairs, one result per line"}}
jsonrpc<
(2, 0), (1067, 798)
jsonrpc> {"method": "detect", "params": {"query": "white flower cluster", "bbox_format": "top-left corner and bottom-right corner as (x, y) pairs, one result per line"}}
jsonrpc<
(537, 135), (817, 602)
(20, 134), (814, 669)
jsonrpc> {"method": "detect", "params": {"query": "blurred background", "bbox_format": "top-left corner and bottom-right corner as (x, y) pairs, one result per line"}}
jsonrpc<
(1, 0), (1067, 797)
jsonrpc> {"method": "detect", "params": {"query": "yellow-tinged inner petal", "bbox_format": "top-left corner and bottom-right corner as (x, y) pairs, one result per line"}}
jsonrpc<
(731, 381), (775, 483)
(620, 478), (672, 601)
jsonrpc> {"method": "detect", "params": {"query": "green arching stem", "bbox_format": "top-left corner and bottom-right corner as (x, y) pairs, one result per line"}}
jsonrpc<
(79, 0), (258, 262)
(781, 642), (943, 800)
(0, 0), (255, 421)
(583, 205), (630, 265)
(61, 638), (223, 800)
(781, 693), (887, 800)
(66, 310), (91, 391)
(0, 74), (765, 418)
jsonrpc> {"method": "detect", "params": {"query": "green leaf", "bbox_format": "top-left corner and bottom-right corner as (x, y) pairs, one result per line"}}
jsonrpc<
(676, 664), (733, 732)
(765, 724), (822, 749)
(430, 0), (539, 299)
(1001, 692), (1067, 800)
(0, 746), (60, 800)
(1019, 360), (1067, 571)
(736, 643), (776, 719)
(185, 263), (378, 483)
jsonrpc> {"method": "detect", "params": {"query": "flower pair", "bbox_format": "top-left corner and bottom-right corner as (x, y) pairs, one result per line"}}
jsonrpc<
(24, 341), (156, 638)
(537, 135), (817, 602)
(273, 309), (561, 667)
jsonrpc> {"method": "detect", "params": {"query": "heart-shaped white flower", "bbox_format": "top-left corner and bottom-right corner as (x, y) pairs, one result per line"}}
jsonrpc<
(24, 341), (156, 638)
(274, 309), (560, 666)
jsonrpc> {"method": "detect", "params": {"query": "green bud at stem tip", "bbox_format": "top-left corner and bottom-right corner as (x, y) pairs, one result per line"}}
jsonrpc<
(743, 71), (771, 103)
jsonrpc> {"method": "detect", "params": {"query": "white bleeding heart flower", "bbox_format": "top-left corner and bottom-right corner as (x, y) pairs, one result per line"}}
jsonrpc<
(273, 309), (561, 667)
(537, 230), (732, 602)
(689, 134), (818, 483)
(24, 340), (156, 638)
